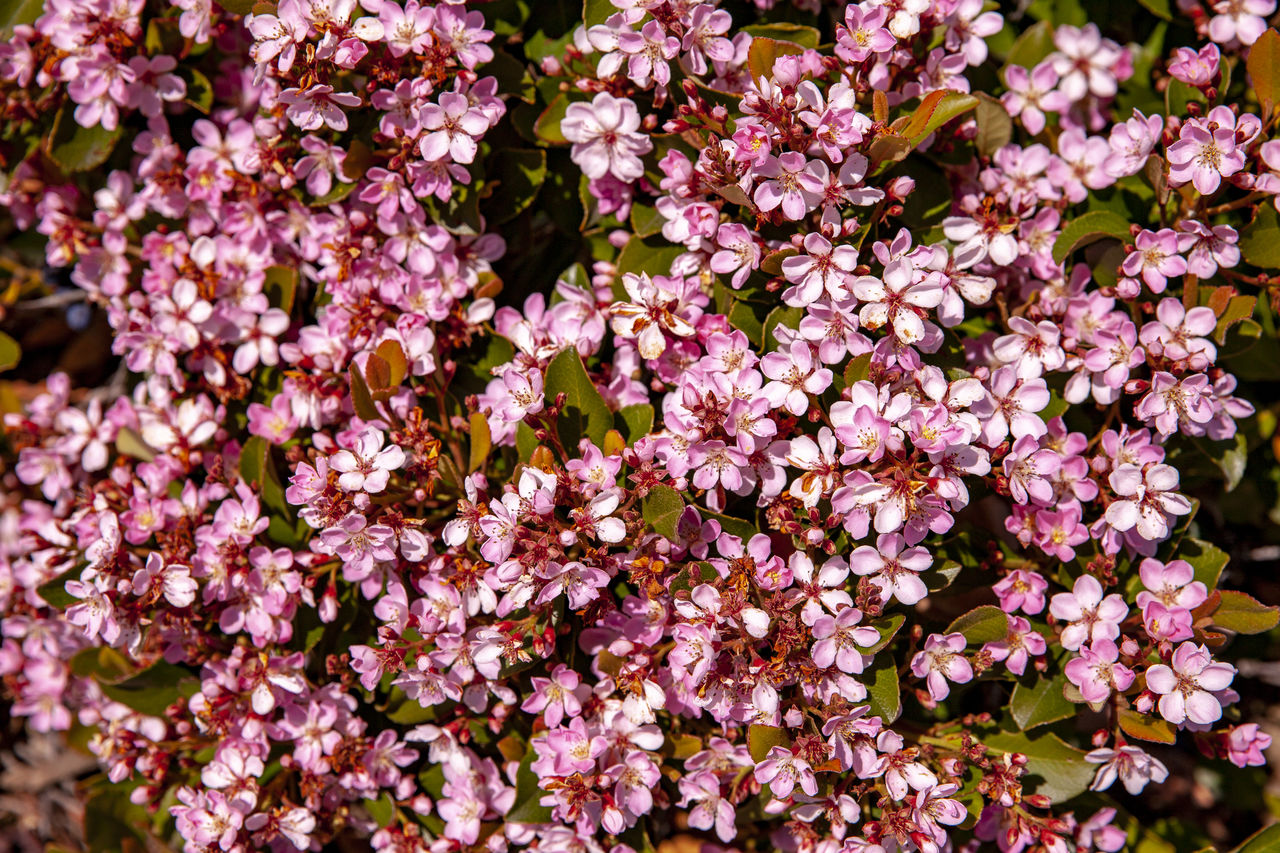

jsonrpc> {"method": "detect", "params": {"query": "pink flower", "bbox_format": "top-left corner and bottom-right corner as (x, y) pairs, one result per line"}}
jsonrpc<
(1121, 229), (1187, 293)
(1086, 745), (1169, 794)
(419, 92), (490, 164)
(1104, 462), (1193, 540)
(811, 606), (879, 673)
(781, 232), (858, 306)
(851, 258), (944, 345)
(1049, 575), (1129, 651)
(993, 569), (1048, 615)
(710, 223), (761, 289)
(329, 428), (405, 493)
(1167, 106), (1248, 194)
(848, 533), (932, 606)
(835, 5), (895, 63)
(1168, 44), (1220, 87)
(279, 85), (361, 132)
(754, 152), (824, 220)
(520, 664), (584, 727)
(910, 632), (973, 701)
(754, 746), (818, 798)
(1208, 0), (1274, 45)
(678, 771), (736, 842)
(984, 615), (1046, 676)
(1001, 61), (1064, 135)
(1225, 723), (1272, 768)
(1145, 642), (1236, 725)
(562, 93), (652, 182)
(1065, 639), (1135, 703)
(761, 340), (833, 416)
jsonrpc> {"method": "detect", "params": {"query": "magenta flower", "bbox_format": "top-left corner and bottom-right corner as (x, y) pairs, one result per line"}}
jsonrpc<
(1168, 44), (1220, 87)
(754, 152), (824, 220)
(993, 569), (1048, 615)
(811, 606), (879, 673)
(329, 428), (405, 493)
(1121, 229), (1187, 293)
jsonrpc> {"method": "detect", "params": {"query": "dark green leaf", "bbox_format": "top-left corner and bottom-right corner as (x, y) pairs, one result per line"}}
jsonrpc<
(47, 108), (123, 173)
(263, 265), (298, 314)
(856, 613), (905, 655)
(349, 364), (381, 421)
(642, 484), (684, 540)
(1213, 590), (1280, 634)
(1052, 210), (1131, 264)
(865, 654), (901, 723)
(1010, 673), (1075, 730)
(1181, 538), (1229, 591)
(36, 565), (83, 609)
(508, 746), (554, 823)
(741, 22), (821, 49)
(1232, 823), (1280, 853)
(946, 605), (1009, 644)
(1247, 27), (1280, 118)
(975, 92), (1012, 158)
(544, 348), (613, 449)
(182, 67), (214, 113)
(487, 149), (547, 224)
(1004, 20), (1055, 72)
(99, 661), (197, 717)
(363, 793), (396, 827)
(982, 729), (1094, 803)
(615, 403), (654, 444)
(0, 331), (19, 371)
(747, 723), (791, 762)
(1239, 204), (1280, 268)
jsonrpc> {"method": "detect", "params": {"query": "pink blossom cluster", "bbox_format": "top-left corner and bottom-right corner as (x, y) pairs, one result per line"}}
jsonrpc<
(0, 0), (1276, 852)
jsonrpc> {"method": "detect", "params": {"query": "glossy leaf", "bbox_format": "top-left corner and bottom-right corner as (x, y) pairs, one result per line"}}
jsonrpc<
(0, 331), (19, 372)
(982, 730), (1094, 804)
(1247, 28), (1280, 117)
(747, 723), (790, 762)
(48, 108), (123, 173)
(1010, 673), (1075, 730)
(1052, 210), (1131, 264)
(946, 605), (1009, 644)
(865, 654), (902, 723)
(642, 484), (684, 540)
(1212, 590), (1280, 634)
(544, 347), (613, 449)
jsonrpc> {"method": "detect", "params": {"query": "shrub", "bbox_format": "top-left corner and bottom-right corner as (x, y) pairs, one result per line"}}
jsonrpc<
(1, 0), (1279, 851)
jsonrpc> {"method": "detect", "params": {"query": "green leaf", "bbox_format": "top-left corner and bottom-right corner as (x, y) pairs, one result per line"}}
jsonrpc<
(1181, 538), (1229, 591)
(1232, 823), (1280, 853)
(182, 67), (214, 113)
(468, 412), (491, 472)
(1010, 673), (1075, 730)
(544, 348), (613, 450)
(843, 353), (873, 386)
(629, 203), (664, 239)
(1117, 708), (1178, 744)
(508, 745), (554, 823)
(0, 331), (19, 372)
(1247, 28), (1280, 118)
(974, 92), (1012, 158)
(349, 364), (381, 421)
(36, 565), (83, 609)
(642, 484), (684, 540)
(263, 265), (298, 314)
(99, 661), (197, 717)
(363, 794), (396, 828)
(865, 655), (901, 723)
(487, 149), (547, 224)
(746, 37), (805, 83)
(856, 613), (906, 656)
(1213, 590), (1280, 634)
(385, 688), (440, 724)
(1052, 210), (1131, 265)
(1136, 0), (1172, 19)
(582, 0), (613, 27)
(698, 507), (758, 541)
(515, 421), (539, 462)
(945, 605), (1009, 644)
(216, 0), (257, 12)
(615, 235), (685, 280)
(115, 427), (156, 462)
(47, 108), (122, 173)
(1214, 294), (1257, 345)
(240, 436), (290, 517)
(1238, 204), (1280, 267)
(0, 0), (42, 28)
(741, 22), (821, 50)
(982, 730), (1094, 804)
(615, 403), (654, 444)
(905, 90), (979, 148)
(748, 723), (791, 762)
(763, 305), (804, 351)
(1004, 20), (1055, 72)
(534, 93), (572, 145)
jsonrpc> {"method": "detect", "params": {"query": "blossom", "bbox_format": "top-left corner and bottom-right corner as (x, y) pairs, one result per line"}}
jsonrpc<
(1145, 642), (1237, 725)
(1167, 106), (1248, 194)
(754, 746), (818, 798)
(910, 633), (973, 701)
(562, 93), (652, 182)
(1086, 745), (1170, 795)
(811, 606), (879, 673)
(848, 534), (931, 606)
(1049, 575), (1129, 651)
(329, 428), (406, 493)
(1064, 639), (1135, 703)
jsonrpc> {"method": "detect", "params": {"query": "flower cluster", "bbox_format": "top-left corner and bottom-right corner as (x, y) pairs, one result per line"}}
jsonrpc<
(0, 0), (1278, 852)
